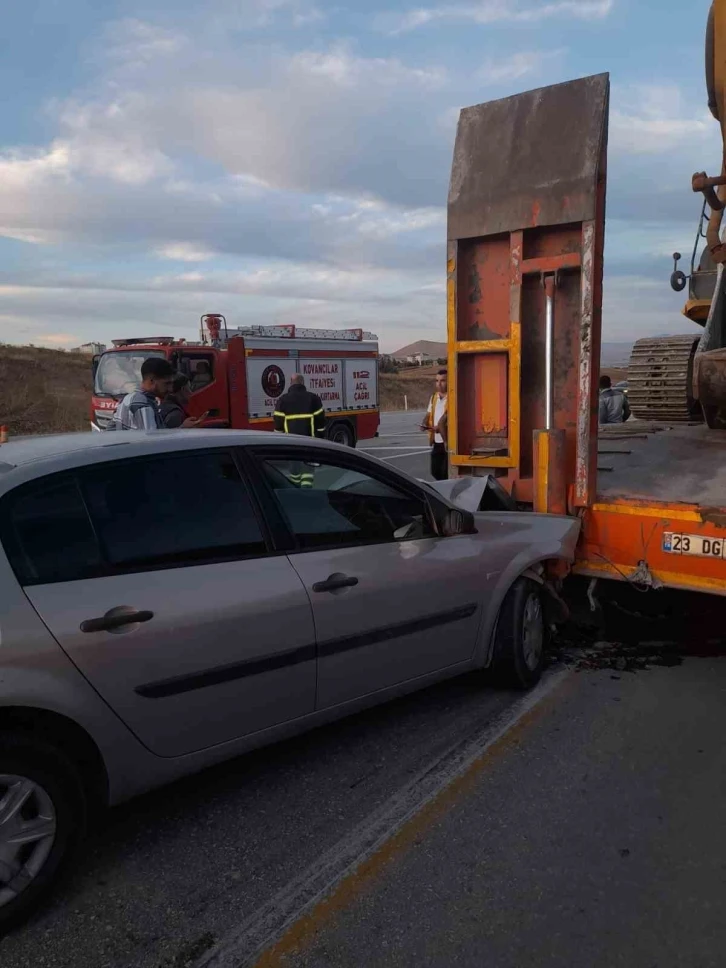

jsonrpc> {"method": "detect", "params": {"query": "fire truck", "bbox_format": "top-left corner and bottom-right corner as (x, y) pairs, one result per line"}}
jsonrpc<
(91, 315), (380, 446)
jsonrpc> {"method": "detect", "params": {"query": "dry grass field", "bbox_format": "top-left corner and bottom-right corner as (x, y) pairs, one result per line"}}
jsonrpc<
(0, 347), (629, 431)
(0, 345), (92, 435)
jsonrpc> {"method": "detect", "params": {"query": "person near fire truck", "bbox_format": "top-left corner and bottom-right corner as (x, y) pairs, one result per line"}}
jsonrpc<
(273, 374), (326, 438)
(110, 357), (175, 431)
(160, 372), (203, 428)
(421, 369), (449, 481)
(273, 374), (326, 488)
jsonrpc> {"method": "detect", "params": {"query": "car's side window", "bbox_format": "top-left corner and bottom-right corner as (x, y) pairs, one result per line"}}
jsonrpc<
(79, 451), (266, 570)
(3, 477), (103, 585)
(259, 455), (435, 550)
(181, 354), (215, 393)
(2, 451), (268, 585)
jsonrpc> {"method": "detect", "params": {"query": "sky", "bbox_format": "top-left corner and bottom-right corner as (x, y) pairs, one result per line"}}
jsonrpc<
(0, 0), (721, 353)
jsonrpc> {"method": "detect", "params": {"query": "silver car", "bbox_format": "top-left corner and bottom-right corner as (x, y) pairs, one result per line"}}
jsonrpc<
(0, 430), (579, 929)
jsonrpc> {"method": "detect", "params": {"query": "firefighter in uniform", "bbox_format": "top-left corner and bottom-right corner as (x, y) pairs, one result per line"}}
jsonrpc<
(273, 374), (326, 487)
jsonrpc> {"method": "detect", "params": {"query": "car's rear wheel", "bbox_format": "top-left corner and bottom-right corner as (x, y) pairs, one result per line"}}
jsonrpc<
(490, 578), (546, 689)
(328, 421), (356, 447)
(0, 737), (86, 934)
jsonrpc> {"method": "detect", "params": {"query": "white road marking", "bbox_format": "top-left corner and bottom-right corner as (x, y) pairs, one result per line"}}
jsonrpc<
(361, 445), (429, 451)
(378, 449), (432, 462)
(194, 667), (571, 968)
(375, 433), (428, 439)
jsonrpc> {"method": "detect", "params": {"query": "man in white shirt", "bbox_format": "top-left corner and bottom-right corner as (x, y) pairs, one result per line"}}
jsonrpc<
(422, 369), (448, 480)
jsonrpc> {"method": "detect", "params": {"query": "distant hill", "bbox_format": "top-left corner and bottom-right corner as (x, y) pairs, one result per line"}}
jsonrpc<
(390, 339), (447, 360)
(601, 342), (634, 367)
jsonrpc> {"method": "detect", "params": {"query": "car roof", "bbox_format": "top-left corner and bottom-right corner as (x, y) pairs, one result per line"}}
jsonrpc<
(0, 429), (357, 493)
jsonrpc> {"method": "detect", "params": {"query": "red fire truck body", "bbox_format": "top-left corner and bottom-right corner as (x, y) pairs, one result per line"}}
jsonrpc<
(91, 318), (380, 445)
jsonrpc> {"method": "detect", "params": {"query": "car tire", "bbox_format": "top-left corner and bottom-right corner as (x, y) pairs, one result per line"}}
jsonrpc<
(327, 421), (356, 447)
(489, 578), (546, 690)
(0, 736), (87, 934)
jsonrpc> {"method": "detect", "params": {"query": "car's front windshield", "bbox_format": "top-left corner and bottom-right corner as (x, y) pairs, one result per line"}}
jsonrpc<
(94, 350), (166, 397)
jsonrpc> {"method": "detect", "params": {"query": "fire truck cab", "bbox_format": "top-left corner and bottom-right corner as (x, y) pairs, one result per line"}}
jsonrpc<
(91, 315), (380, 446)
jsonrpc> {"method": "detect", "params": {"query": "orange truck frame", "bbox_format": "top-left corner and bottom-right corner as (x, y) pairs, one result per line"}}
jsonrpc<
(447, 73), (726, 597)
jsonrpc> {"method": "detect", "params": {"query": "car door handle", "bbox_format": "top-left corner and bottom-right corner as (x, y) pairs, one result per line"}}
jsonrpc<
(312, 573), (359, 593)
(80, 609), (154, 633)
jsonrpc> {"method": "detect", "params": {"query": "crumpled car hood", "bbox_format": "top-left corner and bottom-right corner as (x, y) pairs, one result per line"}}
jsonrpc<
(427, 477), (490, 513)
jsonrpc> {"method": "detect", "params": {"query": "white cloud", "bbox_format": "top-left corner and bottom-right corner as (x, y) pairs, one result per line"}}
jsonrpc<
(206, 0), (327, 30)
(39, 333), (80, 347)
(384, 0), (613, 34)
(55, 96), (174, 184)
(102, 19), (187, 68)
(292, 47), (448, 89)
(611, 84), (716, 156)
(154, 243), (216, 262)
(476, 49), (566, 83)
(27, 41), (454, 206)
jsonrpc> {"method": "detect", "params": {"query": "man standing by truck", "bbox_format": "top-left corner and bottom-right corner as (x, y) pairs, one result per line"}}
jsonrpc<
(273, 374), (326, 438)
(110, 357), (175, 431)
(422, 369), (449, 481)
(599, 374), (631, 425)
(274, 373), (326, 488)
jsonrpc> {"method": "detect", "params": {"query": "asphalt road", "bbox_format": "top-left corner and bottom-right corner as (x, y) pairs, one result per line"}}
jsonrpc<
(1, 674), (522, 968)
(276, 658), (726, 968)
(358, 410), (430, 480)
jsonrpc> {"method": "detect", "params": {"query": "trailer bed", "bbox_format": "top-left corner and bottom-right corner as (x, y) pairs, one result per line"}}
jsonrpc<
(596, 423), (726, 509)
(575, 422), (726, 595)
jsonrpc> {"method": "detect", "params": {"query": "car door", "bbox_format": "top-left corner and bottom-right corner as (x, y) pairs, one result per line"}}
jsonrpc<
(2, 449), (316, 757)
(250, 448), (494, 710)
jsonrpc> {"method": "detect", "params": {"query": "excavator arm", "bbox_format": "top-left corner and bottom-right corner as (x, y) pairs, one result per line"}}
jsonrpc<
(629, 1), (726, 425)
(696, 1), (726, 266)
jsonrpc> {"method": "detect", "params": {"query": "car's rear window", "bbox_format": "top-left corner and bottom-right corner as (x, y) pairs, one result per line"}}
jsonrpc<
(1, 450), (268, 585)
(4, 477), (103, 585)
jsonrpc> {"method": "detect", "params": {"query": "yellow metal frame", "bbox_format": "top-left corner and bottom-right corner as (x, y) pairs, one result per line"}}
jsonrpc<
(589, 502), (704, 523)
(573, 559), (726, 597)
(534, 430), (551, 512)
(446, 244), (522, 469)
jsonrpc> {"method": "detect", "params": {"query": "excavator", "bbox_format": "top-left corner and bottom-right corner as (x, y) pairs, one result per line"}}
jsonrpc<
(629, 0), (726, 426)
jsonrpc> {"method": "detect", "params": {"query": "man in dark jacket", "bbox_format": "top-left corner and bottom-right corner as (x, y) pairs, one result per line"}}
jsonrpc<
(598, 374), (631, 425)
(160, 373), (206, 428)
(273, 374), (326, 438)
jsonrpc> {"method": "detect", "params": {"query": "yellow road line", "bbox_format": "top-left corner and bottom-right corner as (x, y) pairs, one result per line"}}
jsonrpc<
(197, 669), (572, 968)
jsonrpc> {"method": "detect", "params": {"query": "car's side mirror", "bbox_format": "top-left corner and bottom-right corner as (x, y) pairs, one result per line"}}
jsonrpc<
(442, 507), (477, 536)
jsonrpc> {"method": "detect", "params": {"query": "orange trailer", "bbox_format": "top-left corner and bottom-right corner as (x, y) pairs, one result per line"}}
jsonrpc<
(447, 74), (726, 597)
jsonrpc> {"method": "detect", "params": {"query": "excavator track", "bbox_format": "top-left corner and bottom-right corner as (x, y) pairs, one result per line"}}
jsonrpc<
(627, 335), (702, 422)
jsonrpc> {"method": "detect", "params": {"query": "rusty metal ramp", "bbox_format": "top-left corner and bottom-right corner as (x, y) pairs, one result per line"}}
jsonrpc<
(447, 73), (609, 511)
(449, 73), (609, 240)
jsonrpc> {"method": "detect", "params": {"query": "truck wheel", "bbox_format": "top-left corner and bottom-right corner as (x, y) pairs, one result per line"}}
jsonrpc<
(489, 578), (546, 690)
(328, 422), (356, 447)
(0, 737), (87, 934)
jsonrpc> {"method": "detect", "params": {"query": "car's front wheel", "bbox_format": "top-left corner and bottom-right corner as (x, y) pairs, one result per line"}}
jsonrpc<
(490, 578), (546, 689)
(0, 736), (86, 934)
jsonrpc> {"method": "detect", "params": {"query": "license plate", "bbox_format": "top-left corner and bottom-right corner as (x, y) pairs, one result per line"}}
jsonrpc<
(662, 532), (725, 558)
